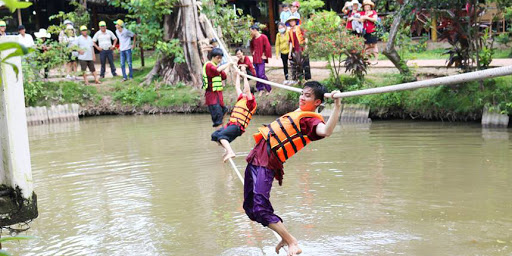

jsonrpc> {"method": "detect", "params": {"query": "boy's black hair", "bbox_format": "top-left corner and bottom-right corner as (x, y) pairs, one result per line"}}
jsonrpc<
(282, 3), (289, 7)
(235, 48), (243, 54)
(210, 38), (218, 44)
(303, 81), (326, 103)
(210, 48), (224, 58)
(250, 24), (259, 31)
(278, 22), (286, 28)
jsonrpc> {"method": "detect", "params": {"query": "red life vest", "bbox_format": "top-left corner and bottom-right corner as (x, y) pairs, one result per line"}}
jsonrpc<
(253, 111), (324, 163)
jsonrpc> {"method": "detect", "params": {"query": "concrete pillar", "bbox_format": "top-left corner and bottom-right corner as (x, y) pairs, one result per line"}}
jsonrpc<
(0, 36), (38, 226)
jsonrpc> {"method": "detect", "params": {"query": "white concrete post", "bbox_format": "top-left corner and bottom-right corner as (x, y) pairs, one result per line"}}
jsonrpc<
(0, 36), (38, 226)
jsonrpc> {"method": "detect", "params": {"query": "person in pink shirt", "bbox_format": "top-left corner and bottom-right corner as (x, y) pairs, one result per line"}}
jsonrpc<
(360, 0), (379, 65)
(249, 24), (272, 96)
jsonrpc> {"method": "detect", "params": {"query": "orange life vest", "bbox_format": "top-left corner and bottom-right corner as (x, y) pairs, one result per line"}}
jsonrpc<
(229, 96), (257, 130)
(254, 111), (324, 163)
(288, 25), (305, 47)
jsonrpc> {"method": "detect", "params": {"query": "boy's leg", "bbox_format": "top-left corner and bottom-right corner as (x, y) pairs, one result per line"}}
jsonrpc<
(269, 222), (302, 255)
(99, 50), (107, 78)
(107, 50), (117, 76)
(220, 139), (235, 162)
(120, 50), (127, 79)
(127, 49), (133, 79)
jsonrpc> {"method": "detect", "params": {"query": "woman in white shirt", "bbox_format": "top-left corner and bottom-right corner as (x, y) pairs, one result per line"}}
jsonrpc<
(59, 25), (78, 80)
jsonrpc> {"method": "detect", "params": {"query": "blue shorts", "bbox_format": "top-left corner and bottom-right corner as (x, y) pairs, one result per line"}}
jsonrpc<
(211, 124), (242, 143)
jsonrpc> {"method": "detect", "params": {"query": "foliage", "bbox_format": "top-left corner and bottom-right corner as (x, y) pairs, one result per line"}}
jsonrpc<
(23, 79), (99, 107)
(344, 51), (368, 81)
(109, 0), (176, 50)
(303, 11), (366, 88)
(283, 0), (325, 21)
(48, 0), (90, 35)
(112, 83), (200, 107)
(1, 0), (32, 13)
(155, 39), (185, 63)
(201, 0), (254, 47)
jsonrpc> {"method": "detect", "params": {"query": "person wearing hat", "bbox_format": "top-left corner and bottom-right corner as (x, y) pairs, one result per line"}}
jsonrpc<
(34, 28), (52, 80)
(290, 1), (301, 20)
(360, 0), (379, 64)
(343, 0), (363, 34)
(17, 25), (34, 48)
(59, 24), (78, 80)
(275, 22), (290, 82)
(0, 21), (7, 37)
(93, 21), (118, 78)
(249, 24), (272, 96)
(75, 26), (101, 85)
(114, 19), (136, 81)
(286, 16), (311, 83)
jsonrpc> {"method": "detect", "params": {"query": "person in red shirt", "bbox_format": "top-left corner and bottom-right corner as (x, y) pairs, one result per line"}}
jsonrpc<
(343, 0), (362, 34)
(211, 66), (257, 162)
(235, 48), (256, 77)
(249, 24), (272, 96)
(286, 16), (311, 83)
(243, 81), (342, 256)
(203, 48), (233, 129)
(360, 0), (379, 65)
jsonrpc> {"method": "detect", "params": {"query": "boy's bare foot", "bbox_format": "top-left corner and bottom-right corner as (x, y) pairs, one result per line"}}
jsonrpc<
(223, 151), (236, 162)
(275, 239), (287, 254)
(258, 91), (263, 97)
(287, 242), (302, 256)
(266, 91), (271, 96)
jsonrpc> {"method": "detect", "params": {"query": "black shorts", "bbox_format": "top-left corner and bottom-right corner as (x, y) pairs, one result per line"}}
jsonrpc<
(211, 124), (242, 143)
(79, 60), (96, 72)
(364, 32), (378, 44)
(208, 104), (228, 127)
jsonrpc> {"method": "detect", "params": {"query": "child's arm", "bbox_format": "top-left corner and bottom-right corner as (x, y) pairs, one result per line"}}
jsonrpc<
(234, 70), (242, 96)
(217, 61), (233, 72)
(242, 70), (253, 101)
(315, 91), (342, 138)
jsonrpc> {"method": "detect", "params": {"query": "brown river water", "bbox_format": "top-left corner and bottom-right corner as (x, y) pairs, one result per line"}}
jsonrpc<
(8, 115), (512, 255)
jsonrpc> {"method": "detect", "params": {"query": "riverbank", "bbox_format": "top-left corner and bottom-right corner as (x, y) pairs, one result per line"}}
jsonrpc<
(24, 57), (512, 122)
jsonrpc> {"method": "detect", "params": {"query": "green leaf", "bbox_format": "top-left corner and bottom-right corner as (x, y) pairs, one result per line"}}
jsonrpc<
(0, 42), (29, 55)
(3, 62), (20, 81)
(2, 0), (33, 13)
(0, 235), (35, 242)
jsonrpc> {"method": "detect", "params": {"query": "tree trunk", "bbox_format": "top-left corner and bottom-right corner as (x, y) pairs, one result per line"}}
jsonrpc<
(382, 0), (415, 80)
(145, 0), (214, 87)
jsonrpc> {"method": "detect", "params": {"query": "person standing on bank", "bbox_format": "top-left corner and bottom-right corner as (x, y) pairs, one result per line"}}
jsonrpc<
(17, 25), (35, 48)
(360, 0), (379, 65)
(114, 19), (136, 81)
(59, 21), (78, 80)
(75, 26), (101, 85)
(275, 22), (290, 83)
(249, 24), (272, 96)
(93, 21), (118, 78)
(287, 16), (311, 83)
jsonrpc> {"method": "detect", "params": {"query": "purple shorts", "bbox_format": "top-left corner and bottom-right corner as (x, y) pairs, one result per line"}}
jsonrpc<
(243, 163), (282, 226)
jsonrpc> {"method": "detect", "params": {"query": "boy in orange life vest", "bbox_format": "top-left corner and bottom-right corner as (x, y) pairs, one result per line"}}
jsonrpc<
(243, 81), (341, 256)
(203, 48), (233, 129)
(211, 66), (257, 162)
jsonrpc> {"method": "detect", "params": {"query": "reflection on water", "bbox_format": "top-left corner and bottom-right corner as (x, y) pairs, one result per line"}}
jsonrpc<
(9, 116), (512, 255)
